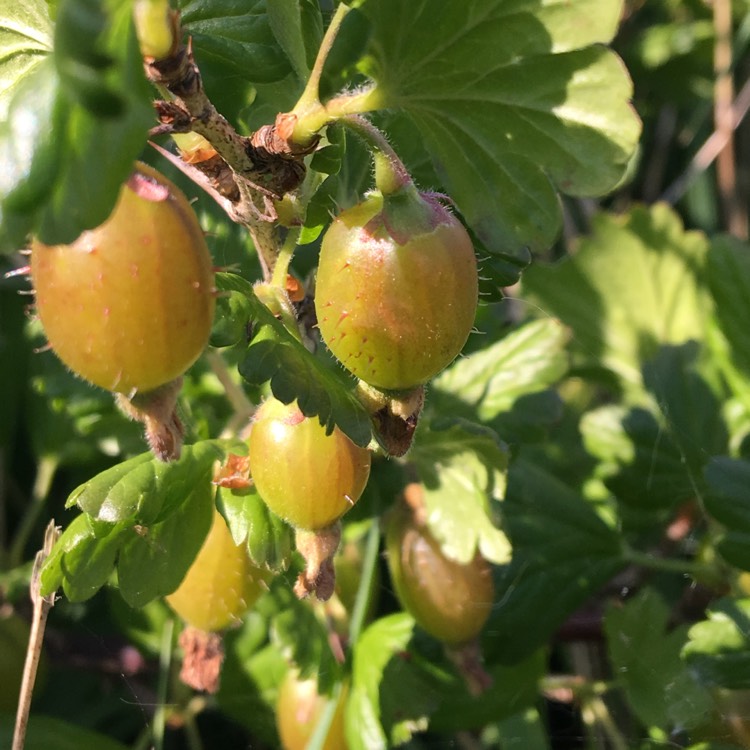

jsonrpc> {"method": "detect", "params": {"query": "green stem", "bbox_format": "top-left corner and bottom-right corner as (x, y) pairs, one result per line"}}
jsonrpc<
(151, 618), (175, 750)
(290, 4), (385, 145)
(623, 547), (718, 579)
(341, 115), (412, 194)
(307, 520), (380, 750)
(348, 518), (381, 646)
(581, 695), (629, 750)
(306, 679), (344, 750)
(9, 456), (58, 568)
(270, 227), (302, 290)
(294, 2), (350, 116)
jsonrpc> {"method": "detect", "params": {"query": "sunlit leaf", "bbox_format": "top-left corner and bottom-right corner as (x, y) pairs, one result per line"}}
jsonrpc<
(523, 204), (712, 394)
(356, 0), (641, 269)
(409, 419), (510, 565)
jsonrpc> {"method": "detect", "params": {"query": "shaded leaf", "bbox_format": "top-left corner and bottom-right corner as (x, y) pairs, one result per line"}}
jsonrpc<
(267, 0), (323, 80)
(486, 460), (624, 663)
(409, 419), (511, 564)
(604, 588), (711, 730)
(0, 715), (129, 750)
(704, 457), (750, 571)
(581, 404), (697, 514)
(269, 578), (342, 693)
(682, 598), (750, 690)
(523, 204), (711, 394)
(643, 342), (727, 474)
(357, 0), (640, 265)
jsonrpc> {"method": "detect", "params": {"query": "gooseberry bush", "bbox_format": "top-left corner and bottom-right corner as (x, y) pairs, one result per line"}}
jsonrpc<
(3, 0), (750, 748)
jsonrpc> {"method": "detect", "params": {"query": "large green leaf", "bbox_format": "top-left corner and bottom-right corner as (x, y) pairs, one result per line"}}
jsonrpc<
(604, 588), (712, 731)
(431, 317), (569, 423)
(682, 598), (750, 690)
(486, 460), (624, 663)
(215, 273), (373, 447)
(409, 419), (510, 565)
(523, 204), (712, 394)
(356, 0), (641, 268)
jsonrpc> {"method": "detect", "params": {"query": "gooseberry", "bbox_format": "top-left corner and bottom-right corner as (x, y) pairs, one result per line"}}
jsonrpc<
(247, 398), (371, 531)
(166, 509), (268, 632)
(385, 499), (494, 647)
(276, 670), (349, 750)
(31, 162), (215, 395)
(315, 189), (477, 391)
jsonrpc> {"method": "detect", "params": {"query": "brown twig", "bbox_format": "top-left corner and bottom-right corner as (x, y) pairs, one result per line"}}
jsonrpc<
(144, 35), (307, 278)
(12, 521), (60, 750)
(713, 0), (748, 238)
(660, 76), (750, 206)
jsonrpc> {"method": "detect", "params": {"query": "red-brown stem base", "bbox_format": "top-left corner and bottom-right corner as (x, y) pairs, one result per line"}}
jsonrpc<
(115, 378), (184, 461)
(293, 524), (342, 601)
(445, 638), (493, 697)
(177, 626), (224, 694)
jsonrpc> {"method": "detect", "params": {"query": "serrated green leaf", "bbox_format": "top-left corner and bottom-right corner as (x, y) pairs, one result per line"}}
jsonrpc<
(69, 440), (234, 525)
(604, 588), (711, 730)
(523, 204), (711, 394)
(708, 235), (750, 378)
(215, 272), (373, 447)
(347, 613), (436, 750)
(682, 598), (750, 690)
(269, 579), (342, 693)
(179, 0), (290, 83)
(116, 476), (214, 607)
(485, 460), (623, 663)
(431, 318), (569, 422)
(409, 419), (510, 564)
(218, 486), (293, 572)
(267, 0), (322, 81)
(493, 708), (551, 750)
(0, 0), (53, 119)
(356, 0), (640, 262)
(39, 512), (124, 600)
